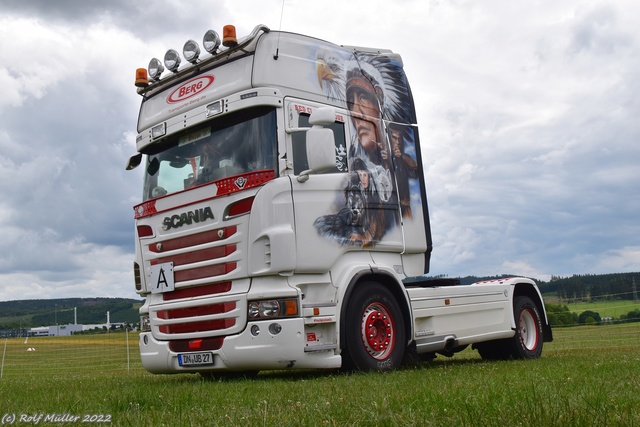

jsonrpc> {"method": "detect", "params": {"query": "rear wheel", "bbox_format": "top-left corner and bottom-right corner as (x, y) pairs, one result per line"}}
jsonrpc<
(343, 282), (405, 371)
(475, 296), (543, 360)
(509, 296), (543, 359)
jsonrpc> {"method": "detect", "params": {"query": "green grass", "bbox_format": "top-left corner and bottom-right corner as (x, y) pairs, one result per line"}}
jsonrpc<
(1, 325), (639, 426)
(565, 299), (640, 318)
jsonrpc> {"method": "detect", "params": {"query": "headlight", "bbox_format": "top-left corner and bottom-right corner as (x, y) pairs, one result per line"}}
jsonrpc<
(164, 49), (181, 73)
(148, 58), (164, 80)
(183, 39), (201, 63)
(203, 30), (221, 53)
(247, 298), (298, 320)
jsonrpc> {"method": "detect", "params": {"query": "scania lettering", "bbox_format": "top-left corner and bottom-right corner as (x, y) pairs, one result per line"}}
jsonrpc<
(162, 207), (215, 230)
(127, 24), (552, 376)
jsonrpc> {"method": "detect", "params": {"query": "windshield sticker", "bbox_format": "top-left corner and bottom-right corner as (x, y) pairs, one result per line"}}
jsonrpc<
(179, 128), (211, 147)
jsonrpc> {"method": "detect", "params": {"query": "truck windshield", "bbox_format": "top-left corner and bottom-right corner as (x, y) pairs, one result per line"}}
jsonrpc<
(142, 107), (277, 201)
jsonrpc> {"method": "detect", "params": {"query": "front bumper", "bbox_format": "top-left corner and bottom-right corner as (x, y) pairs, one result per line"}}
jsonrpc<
(139, 317), (341, 374)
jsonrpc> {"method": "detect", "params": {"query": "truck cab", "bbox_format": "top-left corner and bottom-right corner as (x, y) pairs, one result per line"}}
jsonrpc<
(128, 24), (551, 375)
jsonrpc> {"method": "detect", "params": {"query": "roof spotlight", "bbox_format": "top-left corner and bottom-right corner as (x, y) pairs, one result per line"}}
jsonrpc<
(148, 58), (164, 80)
(203, 30), (221, 53)
(183, 39), (201, 64)
(164, 49), (181, 73)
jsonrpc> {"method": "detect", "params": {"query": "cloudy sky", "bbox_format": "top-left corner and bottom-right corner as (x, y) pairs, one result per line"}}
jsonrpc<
(0, 0), (638, 301)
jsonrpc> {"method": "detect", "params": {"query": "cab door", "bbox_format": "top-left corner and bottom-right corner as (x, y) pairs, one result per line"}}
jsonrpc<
(286, 99), (403, 273)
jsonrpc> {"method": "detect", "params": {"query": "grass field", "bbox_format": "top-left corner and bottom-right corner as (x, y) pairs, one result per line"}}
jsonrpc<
(565, 299), (640, 319)
(1, 324), (639, 426)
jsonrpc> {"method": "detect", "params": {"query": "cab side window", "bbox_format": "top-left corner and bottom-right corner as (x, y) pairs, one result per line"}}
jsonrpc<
(292, 114), (347, 175)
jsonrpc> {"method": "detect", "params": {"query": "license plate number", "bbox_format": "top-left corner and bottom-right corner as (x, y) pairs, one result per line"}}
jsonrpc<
(178, 352), (214, 366)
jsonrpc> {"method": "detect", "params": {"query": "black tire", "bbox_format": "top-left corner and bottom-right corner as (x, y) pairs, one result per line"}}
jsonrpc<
(343, 282), (405, 371)
(474, 296), (543, 360)
(509, 296), (543, 359)
(474, 339), (512, 361)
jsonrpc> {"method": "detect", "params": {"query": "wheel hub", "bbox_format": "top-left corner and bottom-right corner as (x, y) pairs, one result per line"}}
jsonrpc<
(519, 308), (539, 351)
(361, 303), (394, 359)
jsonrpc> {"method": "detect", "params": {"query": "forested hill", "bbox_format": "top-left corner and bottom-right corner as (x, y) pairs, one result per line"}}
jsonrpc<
(538, 272), (640, 301)
(0, 297), (143, 329)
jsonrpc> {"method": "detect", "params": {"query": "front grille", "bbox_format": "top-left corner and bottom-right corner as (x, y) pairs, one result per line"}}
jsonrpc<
(159, 318), (236, 334)
(163, 282), (232, 301)
(146, 215), (247, 340)
(149, 226), (237, 253)
(158, 302), (236, 319)
(148, 224), (239, 289)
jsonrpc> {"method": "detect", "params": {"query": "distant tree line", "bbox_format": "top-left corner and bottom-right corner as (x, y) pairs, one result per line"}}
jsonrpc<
(545, 303), (640, 327)
(537, 273), (639, 302)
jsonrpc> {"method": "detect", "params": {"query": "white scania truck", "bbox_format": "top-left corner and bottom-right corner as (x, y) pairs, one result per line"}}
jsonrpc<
(127, 24), (552, 375)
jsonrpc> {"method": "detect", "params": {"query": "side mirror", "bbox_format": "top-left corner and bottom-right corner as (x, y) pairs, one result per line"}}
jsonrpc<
(126, 153), (142, 171)
(297, 108), (337, 182)
(308, 107), (336, 126)
(306, 127), (335, 173)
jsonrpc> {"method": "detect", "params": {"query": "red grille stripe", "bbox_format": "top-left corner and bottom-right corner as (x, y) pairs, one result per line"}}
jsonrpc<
(174, 262), (237, 282)
(151, 244), (236, 267)
(157, 302), (236, 320)
(163, 282), (232, 301)
(149, 226), (237, 253)
(159, 318), (236, 334)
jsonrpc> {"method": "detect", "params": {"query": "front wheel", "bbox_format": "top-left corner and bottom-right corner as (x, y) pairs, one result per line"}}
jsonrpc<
(343, 282), (405, 371)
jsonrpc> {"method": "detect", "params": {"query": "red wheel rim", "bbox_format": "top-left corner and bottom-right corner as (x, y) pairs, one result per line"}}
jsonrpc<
(519, 308), (539, 351)
(360, 302), (395, 360)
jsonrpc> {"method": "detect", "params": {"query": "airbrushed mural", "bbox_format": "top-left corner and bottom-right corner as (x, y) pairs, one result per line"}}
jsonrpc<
(312, 47), (421, 247)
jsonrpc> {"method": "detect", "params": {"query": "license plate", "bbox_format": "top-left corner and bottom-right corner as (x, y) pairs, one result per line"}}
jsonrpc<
(178, 352), (214, 366)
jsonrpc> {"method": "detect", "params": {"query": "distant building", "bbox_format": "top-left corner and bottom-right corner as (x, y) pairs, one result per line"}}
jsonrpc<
(27, 323), (126, 337)
(28, 324), (83, 337)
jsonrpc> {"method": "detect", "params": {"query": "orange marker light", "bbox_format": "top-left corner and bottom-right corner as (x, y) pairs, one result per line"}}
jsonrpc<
(135, 68), (148, 87)
(222, 25), (238, 47)
(285, 300), (298, 316)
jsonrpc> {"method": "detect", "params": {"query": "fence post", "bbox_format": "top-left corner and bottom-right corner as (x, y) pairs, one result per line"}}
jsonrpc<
(1, 338), (7, 379)
(126, 328), (130, 372)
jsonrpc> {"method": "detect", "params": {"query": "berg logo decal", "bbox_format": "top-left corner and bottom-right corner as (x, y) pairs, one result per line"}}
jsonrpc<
(167, 75), (214, 104)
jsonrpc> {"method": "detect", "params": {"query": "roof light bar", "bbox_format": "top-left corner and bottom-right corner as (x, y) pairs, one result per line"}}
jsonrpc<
(164, 49), (181, 73)
(203, 30), (221, 53)
(136, 25), (270, 93)
(183, 40), (201, 64)
(148, 58), (164, 80)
